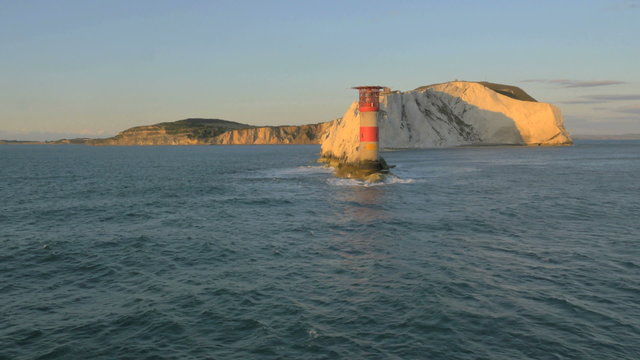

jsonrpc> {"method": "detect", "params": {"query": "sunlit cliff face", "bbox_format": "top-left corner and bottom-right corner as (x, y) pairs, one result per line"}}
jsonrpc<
(320, 81), (572, 163)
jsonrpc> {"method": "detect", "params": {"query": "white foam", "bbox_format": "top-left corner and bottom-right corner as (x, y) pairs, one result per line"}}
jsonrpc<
(249, 165), (332, 179)
(294, 165), (333, 173)
(327, 174), (415, 187)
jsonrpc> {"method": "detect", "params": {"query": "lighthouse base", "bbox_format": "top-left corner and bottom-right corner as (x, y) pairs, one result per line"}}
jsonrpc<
(320, 156), (391, 182)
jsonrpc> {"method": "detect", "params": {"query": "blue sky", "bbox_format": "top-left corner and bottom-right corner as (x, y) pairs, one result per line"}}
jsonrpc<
(1, 0), (639, 140)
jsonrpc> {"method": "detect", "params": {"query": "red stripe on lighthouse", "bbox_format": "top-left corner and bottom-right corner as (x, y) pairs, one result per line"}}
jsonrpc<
(360, 126), (378, 142)
(359, 104), (378, 112)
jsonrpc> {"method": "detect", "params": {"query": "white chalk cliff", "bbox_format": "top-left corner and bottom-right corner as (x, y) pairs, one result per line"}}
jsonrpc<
(320, 81), (572, 162)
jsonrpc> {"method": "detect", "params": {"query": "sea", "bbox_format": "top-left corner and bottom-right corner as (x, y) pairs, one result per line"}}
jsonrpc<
(1, 141), (639, 360)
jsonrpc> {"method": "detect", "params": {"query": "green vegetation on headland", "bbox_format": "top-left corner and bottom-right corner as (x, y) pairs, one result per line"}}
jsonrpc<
(137, 118), (254, 139)
(86, 118), (255, 145)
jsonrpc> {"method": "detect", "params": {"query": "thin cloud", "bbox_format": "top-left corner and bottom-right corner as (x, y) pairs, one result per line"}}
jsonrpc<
(611, 0), (640, 9)
(584, 94), (640, 101)
(617, 105), (640, 114)
(521, 79), (626, 88)
(558, 100), (604, 105)
(558, 94), (640, 104)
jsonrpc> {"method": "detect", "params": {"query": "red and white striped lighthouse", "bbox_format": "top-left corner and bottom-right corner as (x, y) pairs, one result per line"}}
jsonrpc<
(353, 86), (383, 162)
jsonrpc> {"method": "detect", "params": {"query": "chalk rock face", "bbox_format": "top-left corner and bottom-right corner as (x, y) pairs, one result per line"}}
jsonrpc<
(320, 81), (572, 162)
(213, 123), (332, 145)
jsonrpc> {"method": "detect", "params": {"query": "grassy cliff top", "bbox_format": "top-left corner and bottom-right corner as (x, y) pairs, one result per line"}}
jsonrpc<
(150, 118), (254, 132)
(116, 118), (255, 139)
(477, 82), (538, 102)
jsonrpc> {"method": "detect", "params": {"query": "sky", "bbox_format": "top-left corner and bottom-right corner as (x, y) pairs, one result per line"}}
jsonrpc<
(1, 0), (639, 140)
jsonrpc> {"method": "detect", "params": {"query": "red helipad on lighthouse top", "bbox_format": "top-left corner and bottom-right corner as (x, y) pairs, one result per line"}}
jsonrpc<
(352, 86), (384, 112)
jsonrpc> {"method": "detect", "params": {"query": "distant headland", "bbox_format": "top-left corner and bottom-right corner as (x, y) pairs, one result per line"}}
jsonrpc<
(56, 118), (331, 146)
(1, 118), (332, 146)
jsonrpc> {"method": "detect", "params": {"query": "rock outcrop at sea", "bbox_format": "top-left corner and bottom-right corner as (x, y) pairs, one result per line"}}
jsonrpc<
(320, 81), (572, 163)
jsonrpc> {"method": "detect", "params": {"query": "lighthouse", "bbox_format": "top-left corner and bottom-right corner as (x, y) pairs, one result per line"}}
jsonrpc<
(319, 85), (390, 181)
(353, 86), (383, 162)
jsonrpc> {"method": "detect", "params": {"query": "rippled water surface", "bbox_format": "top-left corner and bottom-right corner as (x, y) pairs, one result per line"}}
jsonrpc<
(1, 142), (639, 359)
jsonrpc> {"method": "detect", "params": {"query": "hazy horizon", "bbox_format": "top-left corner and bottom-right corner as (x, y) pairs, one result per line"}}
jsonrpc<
(1, 0), (639, 140)
(2, 119), (640, 143)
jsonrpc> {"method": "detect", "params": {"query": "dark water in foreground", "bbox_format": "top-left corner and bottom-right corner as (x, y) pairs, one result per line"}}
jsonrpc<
(1, 141), (639, 359)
